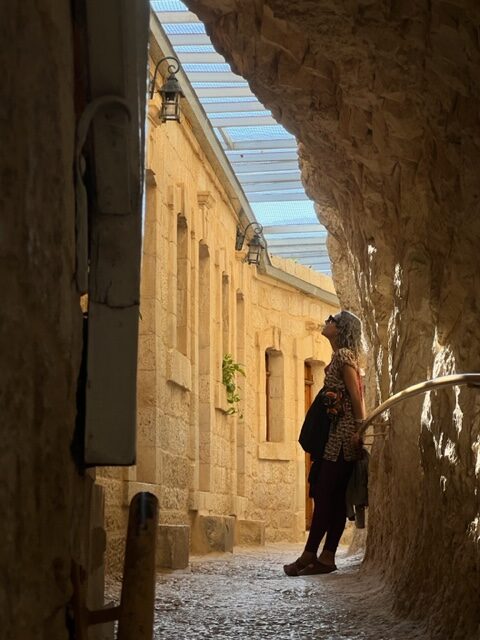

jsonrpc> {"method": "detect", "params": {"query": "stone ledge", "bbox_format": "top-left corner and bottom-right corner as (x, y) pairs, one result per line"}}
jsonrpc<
(166, 348), (192, 391)
(234, 519), (265, 546)
(191, 514), (235, 554)
(257, 441), (295, 460)
(157, 524), (190, 570)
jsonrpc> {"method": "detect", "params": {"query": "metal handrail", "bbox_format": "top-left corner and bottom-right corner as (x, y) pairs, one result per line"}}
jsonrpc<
(359, 373), (480, 436)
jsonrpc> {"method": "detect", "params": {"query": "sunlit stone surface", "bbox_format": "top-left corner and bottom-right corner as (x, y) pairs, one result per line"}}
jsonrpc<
(183, 1), (480, 637)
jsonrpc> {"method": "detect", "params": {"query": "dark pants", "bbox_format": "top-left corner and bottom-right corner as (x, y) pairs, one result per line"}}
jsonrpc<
(305, 449), (354, 554)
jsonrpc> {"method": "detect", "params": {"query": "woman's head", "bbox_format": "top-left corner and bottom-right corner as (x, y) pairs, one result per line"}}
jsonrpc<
(322, 310), (363, 356)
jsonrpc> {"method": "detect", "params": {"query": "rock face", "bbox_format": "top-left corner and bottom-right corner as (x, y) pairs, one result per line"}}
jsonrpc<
(183, 1), (480, 637)
(1, 3), (84, 638)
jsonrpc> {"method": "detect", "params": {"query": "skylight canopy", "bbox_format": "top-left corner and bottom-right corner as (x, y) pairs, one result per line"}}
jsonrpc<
(151, 0), (331, 274)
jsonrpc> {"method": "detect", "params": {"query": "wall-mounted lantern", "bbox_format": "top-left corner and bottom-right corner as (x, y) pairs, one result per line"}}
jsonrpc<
(235, 221), (265, 266)
(149, 56), (184, 122)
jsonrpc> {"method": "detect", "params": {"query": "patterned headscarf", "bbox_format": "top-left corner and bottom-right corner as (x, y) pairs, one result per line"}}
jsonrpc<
(335, 310), (363, 357)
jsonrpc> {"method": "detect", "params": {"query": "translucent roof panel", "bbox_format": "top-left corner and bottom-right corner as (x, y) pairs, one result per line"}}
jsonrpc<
(201, 96), (259, 103)
(151, 0), (188, 10)
(183, 63), (233, 73)
(192, 82), (248, 88)
(175, 45), (217, 53)
(211, 111), (271, 119)
(152, 0), (331, 274)
(251, 201), (319, 226)
(222, 126), (292, 141)
(163, 23), (206, 34)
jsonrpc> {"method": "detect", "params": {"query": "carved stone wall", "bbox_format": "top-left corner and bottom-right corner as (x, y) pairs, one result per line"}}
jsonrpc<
(1, 2), (89, 639)
(183, 1), (480, 637)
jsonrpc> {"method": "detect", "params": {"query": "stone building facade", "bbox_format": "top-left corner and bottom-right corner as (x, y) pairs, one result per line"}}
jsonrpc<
(98, 42), (339, 570)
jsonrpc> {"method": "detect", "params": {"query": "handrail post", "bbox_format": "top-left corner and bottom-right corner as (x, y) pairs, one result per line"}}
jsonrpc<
(118, 491), (159, 640)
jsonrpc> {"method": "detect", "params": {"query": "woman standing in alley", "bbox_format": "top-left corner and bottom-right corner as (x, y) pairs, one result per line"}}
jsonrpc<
(284, 310), (365, 576)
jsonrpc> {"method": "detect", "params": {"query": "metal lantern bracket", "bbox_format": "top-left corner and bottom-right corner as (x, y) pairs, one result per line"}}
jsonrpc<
(235, 221), (265, 265)
(149, 56), (184, 122)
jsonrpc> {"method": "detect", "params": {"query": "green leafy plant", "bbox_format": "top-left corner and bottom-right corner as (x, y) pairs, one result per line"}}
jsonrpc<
(222, 354), (246, 416)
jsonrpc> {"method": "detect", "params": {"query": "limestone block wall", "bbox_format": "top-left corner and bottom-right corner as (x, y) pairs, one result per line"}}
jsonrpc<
(181, 1), (480, 637)
(99, 54), (339, 568)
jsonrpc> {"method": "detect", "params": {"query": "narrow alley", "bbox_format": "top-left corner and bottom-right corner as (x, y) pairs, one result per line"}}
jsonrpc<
(143, 544), (426, 639)
(4, 2), (480, 639)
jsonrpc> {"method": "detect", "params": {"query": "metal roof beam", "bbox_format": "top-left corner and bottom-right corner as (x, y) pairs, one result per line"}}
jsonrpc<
(234, 161), (299, 173)
(248, 192), (309, 202)
(212, 115), (278, 127)
(169, 34), (212, 45)
(227, 150), (298, 162)
(195, 86), (253, 97)
(178, 52), (227, 63)
(267, 236), (327, 247)
(233, 161), (299, 173)
(298, 262), (332, 268)
(203, 101), (267, 114)
(271, 249), (329, 257)
(156, 11), (201, 23)
(230, 138), (297, 150)
(239, 171), (301, 184)
(243, 181), (303, 193)
(188, 72), (245, 82)
(264, 224), (326, 234)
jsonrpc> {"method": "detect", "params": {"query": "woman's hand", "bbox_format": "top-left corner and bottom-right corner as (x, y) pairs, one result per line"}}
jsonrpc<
(351, 431), (363, 448)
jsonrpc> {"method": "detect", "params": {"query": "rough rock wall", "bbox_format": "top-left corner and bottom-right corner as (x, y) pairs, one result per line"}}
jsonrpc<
(182, 1), (480, 637)
(1, 2), (84, 639)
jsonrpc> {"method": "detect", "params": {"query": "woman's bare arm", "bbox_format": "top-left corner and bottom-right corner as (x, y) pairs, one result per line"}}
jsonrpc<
(343, 364), (365, 445)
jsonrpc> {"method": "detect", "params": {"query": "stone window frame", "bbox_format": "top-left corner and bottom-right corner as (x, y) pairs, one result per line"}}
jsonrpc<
(166, 183), (192, 391)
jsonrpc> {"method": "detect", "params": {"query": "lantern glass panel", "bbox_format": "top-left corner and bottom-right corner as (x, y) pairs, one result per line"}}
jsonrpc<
(246, 240), (263, 265)
(160, 97), (180, 122)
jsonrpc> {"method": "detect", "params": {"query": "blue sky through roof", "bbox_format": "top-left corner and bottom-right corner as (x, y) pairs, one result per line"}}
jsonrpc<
(210, 111), (270, 119)
(223, 126), (293, 141)
(175, 45), (216, 52)
(192, 82), (248, 88)
(151, 0), (189, 10)
(201, 96), (258, 103)
(183, 63), (233, 73)
(163, 23), (206, 34)
(251, 201), (319, 226)
(152, 0), (331, 273)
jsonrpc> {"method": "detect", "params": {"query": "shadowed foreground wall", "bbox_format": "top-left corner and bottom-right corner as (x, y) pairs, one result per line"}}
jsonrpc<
(1, 3), (86, 639)
(183, 1), (480, 638)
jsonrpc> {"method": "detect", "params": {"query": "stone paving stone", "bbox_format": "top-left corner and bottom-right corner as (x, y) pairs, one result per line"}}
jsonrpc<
(149, 543), (428, 639)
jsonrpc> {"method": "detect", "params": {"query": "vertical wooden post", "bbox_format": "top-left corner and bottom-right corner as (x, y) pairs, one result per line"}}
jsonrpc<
(118, 492), (159, 640)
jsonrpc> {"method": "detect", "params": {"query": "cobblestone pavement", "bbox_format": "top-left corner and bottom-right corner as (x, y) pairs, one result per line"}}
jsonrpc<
(152, 544), (427, 640)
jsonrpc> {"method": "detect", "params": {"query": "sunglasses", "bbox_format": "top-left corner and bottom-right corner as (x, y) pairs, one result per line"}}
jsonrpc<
(326, 315), (339, 325)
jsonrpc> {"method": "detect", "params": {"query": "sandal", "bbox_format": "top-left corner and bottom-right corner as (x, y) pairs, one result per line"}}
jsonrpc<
(283, 558), (309, 576)
(298, 560), (337, 575)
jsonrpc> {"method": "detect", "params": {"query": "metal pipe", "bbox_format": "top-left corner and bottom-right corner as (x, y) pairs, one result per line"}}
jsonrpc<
(118, 492), (159, 640)
(359, 373), (480, 436)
